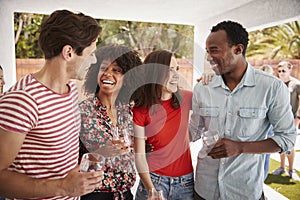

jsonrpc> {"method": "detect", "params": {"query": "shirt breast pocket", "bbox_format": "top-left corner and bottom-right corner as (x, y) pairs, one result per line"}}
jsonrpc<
(199, 107), (219, 129)
(199, 107), (219, 117)
(239, 107), (267, 137)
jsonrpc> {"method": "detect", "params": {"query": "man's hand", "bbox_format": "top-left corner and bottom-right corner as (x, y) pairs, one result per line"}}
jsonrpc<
(59, 165), (103, 197)
(208, 138), (242, 159)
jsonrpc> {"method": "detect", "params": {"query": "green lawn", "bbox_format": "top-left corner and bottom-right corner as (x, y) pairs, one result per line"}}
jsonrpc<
(265, 159), (300, 200)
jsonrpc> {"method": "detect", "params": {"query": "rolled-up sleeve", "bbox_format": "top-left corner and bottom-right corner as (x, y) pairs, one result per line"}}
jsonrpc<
(269, 81), (297, 153)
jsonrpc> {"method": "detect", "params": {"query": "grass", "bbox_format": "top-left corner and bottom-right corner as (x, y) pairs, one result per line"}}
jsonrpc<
(265, 159), (300, 200)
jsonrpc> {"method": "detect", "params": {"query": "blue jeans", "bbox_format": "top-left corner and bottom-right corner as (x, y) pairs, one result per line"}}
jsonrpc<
(135, 172), (194, 200)
(264, 126), (274, 180)
(264, 154), (270, 180)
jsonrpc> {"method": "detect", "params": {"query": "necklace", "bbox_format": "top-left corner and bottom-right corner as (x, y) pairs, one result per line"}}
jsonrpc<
(106, 106), (118, 126)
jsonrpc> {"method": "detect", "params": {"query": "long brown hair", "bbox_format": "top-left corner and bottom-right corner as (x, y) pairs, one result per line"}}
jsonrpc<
(134, 49), (182, 109)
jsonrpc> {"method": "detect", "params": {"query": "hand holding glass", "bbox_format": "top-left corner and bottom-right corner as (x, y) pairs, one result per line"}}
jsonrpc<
(198, 130), (219, 159)
(80, 153), (105, 172)
(148, 188), (165, 200)
(122, 129), (132, 147)
(111, 126), (120, 144)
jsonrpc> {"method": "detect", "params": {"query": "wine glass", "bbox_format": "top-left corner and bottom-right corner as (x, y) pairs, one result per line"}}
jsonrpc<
(111, 125), (120, 144)
(148, 188), (165, 200)
(157, 190), (165, 200)
(198, 130), (220, 159)
(122, 129), (132, 147)
(80, 152), (105, 172)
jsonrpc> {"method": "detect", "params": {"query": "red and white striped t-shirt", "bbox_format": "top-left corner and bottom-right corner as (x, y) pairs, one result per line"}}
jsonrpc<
(0, 74), (80, 200)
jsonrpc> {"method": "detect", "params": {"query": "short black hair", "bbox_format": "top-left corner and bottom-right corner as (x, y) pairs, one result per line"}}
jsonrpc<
(211, 20), (249, 56)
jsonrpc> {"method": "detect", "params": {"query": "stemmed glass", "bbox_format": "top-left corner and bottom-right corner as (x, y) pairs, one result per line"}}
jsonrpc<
(80, 152), (105, 172)
(148, 188), (165, 200)
(111, 125), (120, 144)
(122, 128), (132, 147)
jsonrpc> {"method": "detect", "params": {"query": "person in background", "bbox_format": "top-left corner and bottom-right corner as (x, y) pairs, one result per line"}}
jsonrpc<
(190, 20), (296, 200)
(0, 9), (103, 199)
(79, 45), (142, 200)
(134, 50), (194, 200)
(258, 64), (275, 181)
(0, 65), (5, 95)
(271, 61), (300, 181)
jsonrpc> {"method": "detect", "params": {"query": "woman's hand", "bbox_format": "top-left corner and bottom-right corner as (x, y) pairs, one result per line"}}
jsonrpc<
(197, 71), (215, 85)
(95, 140), (130, 157)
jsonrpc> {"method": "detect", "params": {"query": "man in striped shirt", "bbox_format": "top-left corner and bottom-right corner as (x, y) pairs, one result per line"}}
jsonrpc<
(0, 10), (103, 200)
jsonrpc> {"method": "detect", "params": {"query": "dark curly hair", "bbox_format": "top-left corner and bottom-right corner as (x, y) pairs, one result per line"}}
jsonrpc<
(39, 10), (102, 59)
(211, 20), (249, 56)
(84, 45), (142, 104)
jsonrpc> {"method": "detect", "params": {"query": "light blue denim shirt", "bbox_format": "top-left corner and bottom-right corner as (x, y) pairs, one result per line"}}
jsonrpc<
(190, 64), (296, 200)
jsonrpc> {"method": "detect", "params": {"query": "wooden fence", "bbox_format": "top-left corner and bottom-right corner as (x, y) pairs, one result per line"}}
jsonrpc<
(15, 58), (195, 90)
(15, 58), (300, 89)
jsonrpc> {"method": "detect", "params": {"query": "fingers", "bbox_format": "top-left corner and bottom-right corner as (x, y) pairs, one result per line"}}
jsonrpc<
(65, 169), (104, 197)
(207, 141), (226, 158)
(207, 139), (239, 159)
(84, 171), (103, 190)
(145, 143), (154, 153)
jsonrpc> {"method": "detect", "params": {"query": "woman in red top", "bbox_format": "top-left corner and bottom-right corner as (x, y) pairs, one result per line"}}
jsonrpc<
(133, 50), (194, 200)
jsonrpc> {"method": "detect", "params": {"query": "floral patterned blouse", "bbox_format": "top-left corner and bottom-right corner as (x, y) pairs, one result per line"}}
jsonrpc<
(79, 96), (136, 195)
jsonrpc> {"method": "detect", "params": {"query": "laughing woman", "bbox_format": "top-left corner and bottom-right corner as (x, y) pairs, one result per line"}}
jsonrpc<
(79, 45), (142, 200)
(133, 50), (194, 200)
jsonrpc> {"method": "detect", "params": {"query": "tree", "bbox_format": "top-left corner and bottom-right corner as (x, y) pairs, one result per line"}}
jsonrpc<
(247, 20), (300, 59)
(14, 13), (194, 59)
(14, 13), (44, 58)
(95, 19), (194, 59)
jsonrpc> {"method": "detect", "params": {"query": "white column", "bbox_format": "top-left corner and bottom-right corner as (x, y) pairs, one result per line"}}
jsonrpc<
(0, 2), (16, 90)
(193, 25), (202, 87)
(193, 24), (209, 87)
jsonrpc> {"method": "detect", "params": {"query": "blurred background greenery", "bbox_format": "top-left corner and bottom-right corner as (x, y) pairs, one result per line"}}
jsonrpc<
(14, 13), (300, 60)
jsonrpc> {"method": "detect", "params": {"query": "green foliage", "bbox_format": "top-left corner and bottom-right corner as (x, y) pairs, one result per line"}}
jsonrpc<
(247, 21), (300, 60)
(92, 19), (194, 59)
(13, 12), (300, 60)
(14, 13), (194, 59)
(14, 13), (44, 58)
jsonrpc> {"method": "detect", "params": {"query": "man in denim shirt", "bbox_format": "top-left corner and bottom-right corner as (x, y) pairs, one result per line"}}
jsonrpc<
(190, 21), (296, 200)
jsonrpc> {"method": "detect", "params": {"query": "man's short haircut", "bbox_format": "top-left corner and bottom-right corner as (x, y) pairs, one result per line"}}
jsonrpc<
(211, 20), (249, 56)
(39, 10), (102, 59)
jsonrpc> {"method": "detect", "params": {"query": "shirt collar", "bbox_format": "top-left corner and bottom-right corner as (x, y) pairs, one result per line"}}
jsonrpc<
(210, 63), (256, 88)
